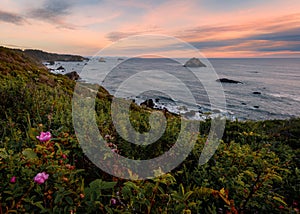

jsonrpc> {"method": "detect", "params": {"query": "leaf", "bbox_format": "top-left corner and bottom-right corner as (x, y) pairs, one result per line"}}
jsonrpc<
(273, 196), (287, 206)
(220, 188), (226, 196)
(65, 196), (73, 205)
(218, 188), (230, 206)
(157, 186), (165, 194)
(179, 183), (185, 196)
(33, 201), (47, 212)
(0, 148), (8, 159)
(22, 148), (37, 159)
(89, 179), (117, 190)
(54, 194), (63, 204)
(55, 143), (62, 154)
(28, 128), (39, 141)
(124, 181), (139, 191)
(183, 191), (193, 201)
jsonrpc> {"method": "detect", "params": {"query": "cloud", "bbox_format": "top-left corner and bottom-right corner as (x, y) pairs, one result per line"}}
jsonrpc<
(177, 13), (300, 53)
(27, 0), (76, 29)
(107, 31), (139, 41)
(257, 43), (300, 52)
(106, 27), (161, 41)
(199, 0), (278, 12)
(249, 27), (300, 42)
(0, 10), (25, 25)
(30, 0), (71, 18)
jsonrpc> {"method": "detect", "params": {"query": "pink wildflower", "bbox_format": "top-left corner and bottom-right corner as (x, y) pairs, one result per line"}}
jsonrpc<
(111, 149), (118, 153)
(10, 176), (16, 183)
(36, 131), (51, 142)
(34, 172), (49, 184)
(110, 198), (117, 205)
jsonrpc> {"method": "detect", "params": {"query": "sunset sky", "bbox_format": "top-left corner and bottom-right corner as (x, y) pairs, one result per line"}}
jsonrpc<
(1, 0), (300, 57)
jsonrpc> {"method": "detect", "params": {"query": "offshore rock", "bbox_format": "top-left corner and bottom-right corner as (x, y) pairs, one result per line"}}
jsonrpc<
(183, 57), (206, 67)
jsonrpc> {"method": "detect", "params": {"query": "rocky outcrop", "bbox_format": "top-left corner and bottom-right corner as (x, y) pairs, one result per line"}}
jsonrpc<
(56, 66), (65, 70)
(64, 71), (80, 81)
(253, 91), (261, 95)
(140, 99), (155, 108)
(183, 57), (206, 67)
(217, 78), (242, 84)
(183, 110), (197, 118)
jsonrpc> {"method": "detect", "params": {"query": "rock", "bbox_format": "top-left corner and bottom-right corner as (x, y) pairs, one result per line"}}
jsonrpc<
(99, 57), (106, 62)
(155, 98), (159, 103)
(64, 71), (80, 81)
(56, 66), (65, 70)
(140, 99), (155, 108)
(178, 106), (188, 111)
(253, 91), (261, 95)
(212, 109), (221, 113)
(183, 57), (206, 67)
(48, 61), (55, 65)
(217, 78), (242, 84)
(184, 110), (197, 117)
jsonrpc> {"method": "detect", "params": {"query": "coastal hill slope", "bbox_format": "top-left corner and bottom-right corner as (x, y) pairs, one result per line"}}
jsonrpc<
(24, 49), (89, 62)
(0, 46), (109, 109)
(0, 46), (299, 213)
(0, 46), (73, 89)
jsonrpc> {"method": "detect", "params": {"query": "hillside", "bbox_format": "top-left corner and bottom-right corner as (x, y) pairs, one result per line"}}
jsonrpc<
(24, 49), (88, 62)
(0, 46), (299, 213)
(0, 46), (109, 128)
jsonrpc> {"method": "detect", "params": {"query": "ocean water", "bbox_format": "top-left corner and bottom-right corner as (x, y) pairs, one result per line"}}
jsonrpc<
(46, 58), (300, 121)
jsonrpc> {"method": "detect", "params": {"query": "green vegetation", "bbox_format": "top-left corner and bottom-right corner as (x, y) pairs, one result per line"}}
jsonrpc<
(0, 46), (299, 213)
(24, 49), (88, 62)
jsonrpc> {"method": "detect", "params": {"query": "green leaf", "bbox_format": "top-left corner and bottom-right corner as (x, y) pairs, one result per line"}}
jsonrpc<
(273, 196), (287, 206)
(22, 148), (37, 159)
(157, 186), (165, 194)
(183, 191), (193, 201)
(179, 183), (185, 196)
(65, 196), (73, 205)
(0, 148), (8, 159)
(124, 181), (139, 191)
(28, 128), (39, 141)
(54, 194), (63, 204)
(89, 179), (117, 190)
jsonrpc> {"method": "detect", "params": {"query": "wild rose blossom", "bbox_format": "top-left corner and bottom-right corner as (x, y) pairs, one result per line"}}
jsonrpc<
(10, 176), (16, 183)
(110, 198), (117, 205)
(36, 131), (51, 142)
(34, 172), (49, 184)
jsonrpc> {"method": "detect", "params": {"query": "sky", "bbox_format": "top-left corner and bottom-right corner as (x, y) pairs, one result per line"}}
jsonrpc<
(1, 0), (300, 58)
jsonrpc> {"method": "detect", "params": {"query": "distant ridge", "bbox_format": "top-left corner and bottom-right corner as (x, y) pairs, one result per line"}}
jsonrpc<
(23, 49), (88, 62)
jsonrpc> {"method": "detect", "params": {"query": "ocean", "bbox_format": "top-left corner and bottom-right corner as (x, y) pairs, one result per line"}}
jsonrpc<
(45, 58), (300, 121)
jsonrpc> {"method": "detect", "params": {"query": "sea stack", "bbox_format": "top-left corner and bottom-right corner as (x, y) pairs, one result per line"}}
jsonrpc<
(183, 57), (206, 67)
(99, 57), (106, 62)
